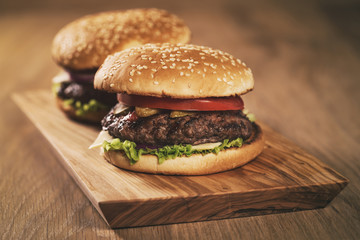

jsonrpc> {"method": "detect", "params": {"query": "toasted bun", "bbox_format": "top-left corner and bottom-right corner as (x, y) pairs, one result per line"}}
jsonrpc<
(56, 97), (108, 123)
(102, 123), (264, 175)
(52, 9), (191, 70)
(94, 43), (254, 98)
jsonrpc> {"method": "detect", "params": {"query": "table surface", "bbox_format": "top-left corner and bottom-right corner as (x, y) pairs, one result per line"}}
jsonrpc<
(1, 0), (359, 239)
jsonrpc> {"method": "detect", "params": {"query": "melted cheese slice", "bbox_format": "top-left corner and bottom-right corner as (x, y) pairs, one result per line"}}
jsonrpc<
(89, 130), (114, 149)
(191, 142), (221, 150)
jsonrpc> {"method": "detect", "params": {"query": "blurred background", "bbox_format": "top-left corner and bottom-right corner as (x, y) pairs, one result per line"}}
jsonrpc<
(1, 0), (359, 146)
(1, 0), (360, 238)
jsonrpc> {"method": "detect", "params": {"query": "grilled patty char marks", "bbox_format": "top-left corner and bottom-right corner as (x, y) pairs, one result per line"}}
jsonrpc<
(102, 105), (253, 146)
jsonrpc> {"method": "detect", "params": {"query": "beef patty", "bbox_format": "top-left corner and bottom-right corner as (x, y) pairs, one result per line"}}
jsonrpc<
(102, 106), (253, 146)
(57, 81), (117, 106)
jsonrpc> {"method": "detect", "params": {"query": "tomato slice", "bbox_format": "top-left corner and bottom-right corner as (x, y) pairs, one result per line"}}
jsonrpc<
(117, 93), (244, 111)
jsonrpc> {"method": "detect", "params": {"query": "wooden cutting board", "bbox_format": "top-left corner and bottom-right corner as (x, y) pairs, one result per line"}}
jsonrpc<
(12, 90), (348, 228)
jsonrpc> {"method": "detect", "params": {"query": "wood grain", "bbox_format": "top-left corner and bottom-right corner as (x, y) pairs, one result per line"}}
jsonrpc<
(12, 90), (348, 228)
(1, 0), (360, 239)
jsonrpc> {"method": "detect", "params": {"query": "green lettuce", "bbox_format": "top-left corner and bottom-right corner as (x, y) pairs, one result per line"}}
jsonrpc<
(52, 82), (109, 116)
(62, 99), (109, 116)
(102, 138), (244, 165)
(242, 109), (256, 122)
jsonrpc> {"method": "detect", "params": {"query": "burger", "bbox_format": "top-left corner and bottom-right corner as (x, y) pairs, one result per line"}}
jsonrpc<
(51, 9), (191, 123)
(90, 43), (265, 175)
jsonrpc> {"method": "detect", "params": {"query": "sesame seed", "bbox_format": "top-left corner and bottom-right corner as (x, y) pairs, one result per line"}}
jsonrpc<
(185, 73), (191, 76)
(180, 72), (184, 76)
(217, 78), (222, 81)
(151, 69), (157, 72)
(110, 83), (114, 87)
(153, 81), (159, 85)
(143, 65), (148, 69)
(162, 66), (168, 69)
(172, 79), (176, 83)
(161, 62), (166, 65)
(201, 56), (205, 60)
(151, 61), (157, 64)
(137, 71), (142, 75)
(129, 78), (133, 82)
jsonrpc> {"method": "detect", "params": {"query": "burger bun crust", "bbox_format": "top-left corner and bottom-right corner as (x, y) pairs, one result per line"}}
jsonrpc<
(52, 9), (191, 70)
(95, 43), (254, 98)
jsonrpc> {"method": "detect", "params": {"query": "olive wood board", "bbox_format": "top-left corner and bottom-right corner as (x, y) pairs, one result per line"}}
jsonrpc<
(12, 90), (349, 228)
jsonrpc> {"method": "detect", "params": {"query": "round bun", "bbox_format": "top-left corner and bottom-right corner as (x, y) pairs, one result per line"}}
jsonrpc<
(94, 43), (254, 98)
(102, 123), (264, 175)
(52, 9), (191, 70)
(56, 97), (108, 123)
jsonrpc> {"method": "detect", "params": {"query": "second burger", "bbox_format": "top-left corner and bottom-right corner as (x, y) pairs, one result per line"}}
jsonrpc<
(51, 8), (191, 123)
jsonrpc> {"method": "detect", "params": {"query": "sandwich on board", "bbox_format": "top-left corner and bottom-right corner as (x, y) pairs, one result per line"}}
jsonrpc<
(90, 43), (265, 175)
(51, 9), (191, 123)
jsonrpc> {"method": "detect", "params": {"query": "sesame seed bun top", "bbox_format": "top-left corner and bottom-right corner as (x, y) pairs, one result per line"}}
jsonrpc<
(51, 9), (191, 70)
(94, 43), (254, 98)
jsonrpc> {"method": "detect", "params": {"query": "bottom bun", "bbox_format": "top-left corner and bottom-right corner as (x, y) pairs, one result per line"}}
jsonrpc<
(56, 97), (109, 124)
(103, 123), (265, 175)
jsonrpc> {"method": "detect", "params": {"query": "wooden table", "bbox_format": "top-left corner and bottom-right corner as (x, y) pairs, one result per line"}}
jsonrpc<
(1, 0), (359, 239)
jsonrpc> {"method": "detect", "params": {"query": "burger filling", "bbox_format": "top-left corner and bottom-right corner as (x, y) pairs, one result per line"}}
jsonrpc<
(94, 103), (256, 164)
(102, 104), (253, 146)
(52, 71), (117, 116)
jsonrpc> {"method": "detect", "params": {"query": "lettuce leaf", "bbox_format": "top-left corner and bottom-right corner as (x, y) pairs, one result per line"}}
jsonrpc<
(63, 98), (109, 116)
(102, 138), (243, 165)
(52, 83), (109, 116)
